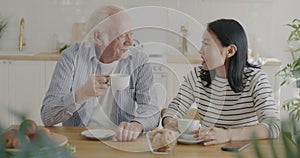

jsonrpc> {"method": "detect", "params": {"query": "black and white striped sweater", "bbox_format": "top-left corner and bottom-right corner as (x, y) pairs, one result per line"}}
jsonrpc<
(164, 66), (280, 138)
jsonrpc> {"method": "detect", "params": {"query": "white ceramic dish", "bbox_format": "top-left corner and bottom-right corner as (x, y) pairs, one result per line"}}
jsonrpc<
(178, 138), (203, 144)
(180, 133), (197, 140)
(81, 129), (116, 140)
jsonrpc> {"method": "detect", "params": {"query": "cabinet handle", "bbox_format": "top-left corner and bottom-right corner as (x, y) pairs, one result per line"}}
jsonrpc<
(3, 61), (6, 64)
(8, 61), (12, 64)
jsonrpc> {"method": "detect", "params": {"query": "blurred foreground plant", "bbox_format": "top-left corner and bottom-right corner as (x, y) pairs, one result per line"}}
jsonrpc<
(0, 111), (74, 158)
(282, 93), (300, 121)
(236, 116), (300, 158)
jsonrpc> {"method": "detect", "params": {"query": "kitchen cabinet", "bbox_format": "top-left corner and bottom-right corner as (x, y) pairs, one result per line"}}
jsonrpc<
(153, 72), (168, 108)
(166, 63), (198, 108)
(0, 60), (9, 128)
(0, 60), (46, 127)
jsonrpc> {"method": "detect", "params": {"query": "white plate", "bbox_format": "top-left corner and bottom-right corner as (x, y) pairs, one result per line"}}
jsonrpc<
(81, 129), (116, 140)
(178, 138), (203, 144)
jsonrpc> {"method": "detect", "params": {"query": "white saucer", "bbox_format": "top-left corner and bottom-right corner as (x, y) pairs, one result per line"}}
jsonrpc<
(178, 138), (203, 144)
(180, 133), (196, 140)
(81, 129), (116, 140)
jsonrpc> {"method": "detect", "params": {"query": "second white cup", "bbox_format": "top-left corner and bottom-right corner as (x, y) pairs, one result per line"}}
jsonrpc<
(177, 119), (200, 134)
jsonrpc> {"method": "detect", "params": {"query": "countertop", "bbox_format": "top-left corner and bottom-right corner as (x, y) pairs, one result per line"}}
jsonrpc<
(0, 52), (60, 61)
(0, 52), (282, 66)
(167, 54), (282, 66)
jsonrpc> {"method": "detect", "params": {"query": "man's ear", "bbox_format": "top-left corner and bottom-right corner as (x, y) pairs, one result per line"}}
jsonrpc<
(227, 44), (237, 58)
(94, 31), (109, 46)
(94, 31), (102, 44)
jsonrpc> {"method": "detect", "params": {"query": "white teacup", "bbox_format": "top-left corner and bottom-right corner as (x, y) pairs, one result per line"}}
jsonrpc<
(178, 119), (200, 134)
(109, 73), (130, 90)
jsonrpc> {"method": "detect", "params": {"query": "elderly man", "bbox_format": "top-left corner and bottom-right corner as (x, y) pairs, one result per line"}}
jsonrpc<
(41, 5), (160, 141)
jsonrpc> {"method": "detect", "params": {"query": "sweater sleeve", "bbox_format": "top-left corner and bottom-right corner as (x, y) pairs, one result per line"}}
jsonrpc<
(131, 58), (160, 132)
(41, 45), (81, 126)
(252, 70), (281, 138)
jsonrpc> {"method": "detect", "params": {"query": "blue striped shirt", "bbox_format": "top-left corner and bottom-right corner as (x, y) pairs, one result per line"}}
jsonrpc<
(41, 43), (160, 132)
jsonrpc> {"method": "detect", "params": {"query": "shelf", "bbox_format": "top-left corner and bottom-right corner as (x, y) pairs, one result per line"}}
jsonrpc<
(167, 54), (281, 66)
(167, 54), (202, 64)
(0, 52), (60, 61)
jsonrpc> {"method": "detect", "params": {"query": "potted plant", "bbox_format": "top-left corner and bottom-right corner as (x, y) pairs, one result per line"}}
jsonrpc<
(0, 17), (7, 39)
(276, 18), (300, 87)
(275, 19), (300, 122)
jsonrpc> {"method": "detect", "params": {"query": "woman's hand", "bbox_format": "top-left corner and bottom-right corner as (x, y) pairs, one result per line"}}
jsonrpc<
(162, 117), (178, 132)
(194, 127), (231, 146)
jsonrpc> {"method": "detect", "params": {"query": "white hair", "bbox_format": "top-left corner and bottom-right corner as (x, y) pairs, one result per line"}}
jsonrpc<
(84, 5), (124, 47)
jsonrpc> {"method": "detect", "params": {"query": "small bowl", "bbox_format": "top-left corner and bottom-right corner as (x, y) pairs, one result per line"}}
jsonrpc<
(146, 131), (177, 154)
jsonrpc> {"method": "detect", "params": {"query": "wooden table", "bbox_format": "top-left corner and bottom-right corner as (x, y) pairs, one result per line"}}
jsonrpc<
(48, 126), (292, 158)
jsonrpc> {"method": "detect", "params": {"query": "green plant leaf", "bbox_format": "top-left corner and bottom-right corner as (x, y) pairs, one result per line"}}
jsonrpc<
(268, 135), (279, 158)
(251, 134), (264, 158)
(287, 24), (298, 29)
(293, 19), (300, 23)
(297, 110), (300, 121)
(280, 80), (287, 86)
(282, 131), (296, 158)
(294, 65), (300, 71)
(0, 18), (8, 39)
(287, 19), (300, 42)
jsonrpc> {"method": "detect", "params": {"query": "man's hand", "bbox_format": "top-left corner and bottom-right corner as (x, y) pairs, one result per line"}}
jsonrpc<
(75, 74), (109, 104)
(111, 121), (143, 142)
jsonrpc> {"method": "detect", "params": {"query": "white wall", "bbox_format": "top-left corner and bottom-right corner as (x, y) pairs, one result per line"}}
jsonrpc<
(0, 0), (298, 58)
(0, 0), (299, 118)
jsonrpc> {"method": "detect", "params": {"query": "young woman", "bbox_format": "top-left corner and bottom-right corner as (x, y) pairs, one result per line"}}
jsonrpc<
(162, 19), (280, 145)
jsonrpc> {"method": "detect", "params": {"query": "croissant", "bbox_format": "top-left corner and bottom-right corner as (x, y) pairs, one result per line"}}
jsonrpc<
(148, 128), (178, 152)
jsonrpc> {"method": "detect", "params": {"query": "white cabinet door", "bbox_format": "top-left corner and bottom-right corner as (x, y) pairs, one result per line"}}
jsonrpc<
(167, 63), (197, 100)
(0, 60), (10, 128)
(8, 60), (45, 125)
(153, 72), (168, 109)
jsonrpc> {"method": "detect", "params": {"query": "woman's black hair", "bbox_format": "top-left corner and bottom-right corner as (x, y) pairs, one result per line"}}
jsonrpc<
(200, 19), (255, 93)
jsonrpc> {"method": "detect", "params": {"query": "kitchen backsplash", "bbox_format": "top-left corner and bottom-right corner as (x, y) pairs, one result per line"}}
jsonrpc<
(0, 0), (299, 61)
